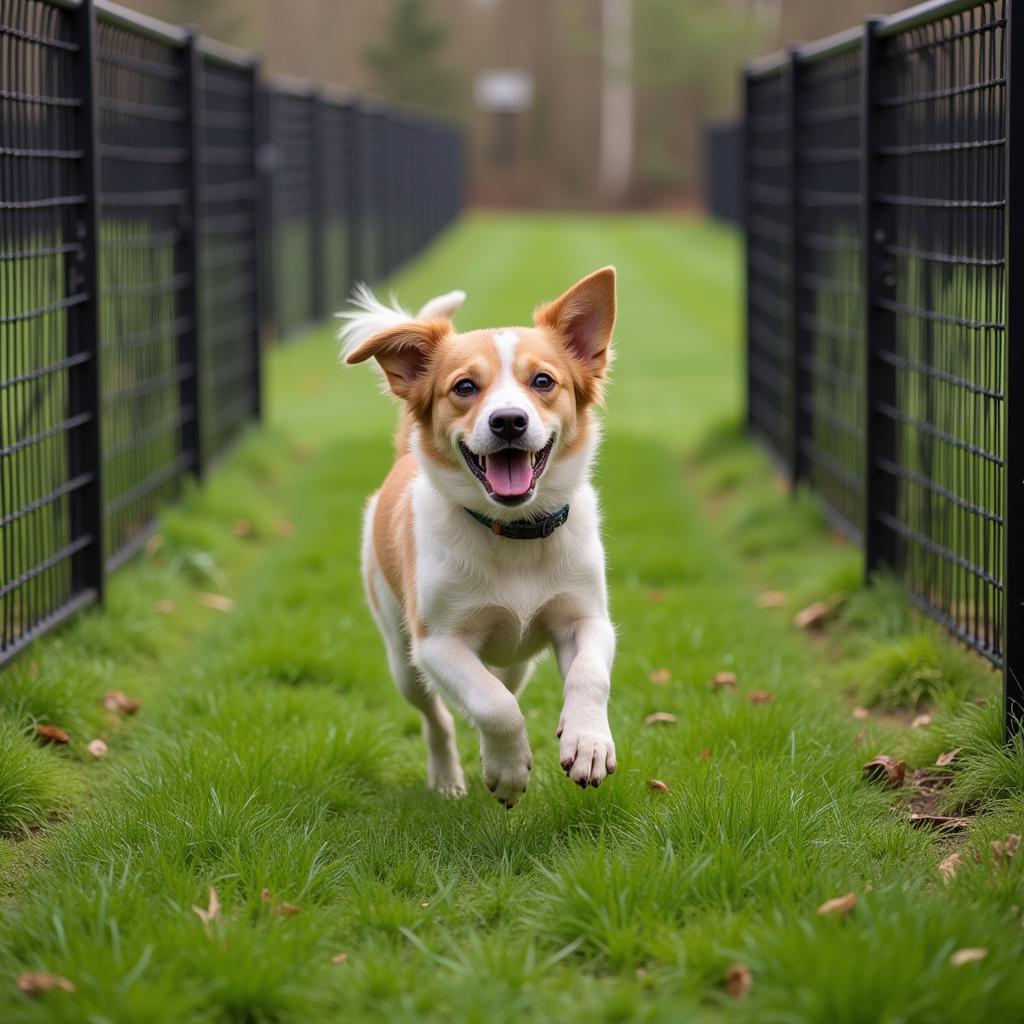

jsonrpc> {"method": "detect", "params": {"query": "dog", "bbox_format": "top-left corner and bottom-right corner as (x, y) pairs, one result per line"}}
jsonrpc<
(339, 268), (617, 807)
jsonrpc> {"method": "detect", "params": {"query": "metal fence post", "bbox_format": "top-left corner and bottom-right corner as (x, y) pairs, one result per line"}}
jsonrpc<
(742, 67), (755, 435)
(788, 49), (809, 485)
(180, 29), (204, 478)
(250, 60), (265, 422)
(862, 17), (899, 579)
(309, 85), (325, 321)
(67, 0), (105, 602)
(1005, 0), (1024, 740)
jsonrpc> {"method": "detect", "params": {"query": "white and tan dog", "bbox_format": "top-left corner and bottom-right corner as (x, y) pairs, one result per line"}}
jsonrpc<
(339, 268), (617, 807)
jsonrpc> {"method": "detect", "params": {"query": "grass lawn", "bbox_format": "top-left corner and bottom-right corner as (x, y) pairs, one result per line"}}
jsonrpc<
(2, 213), (1023, 1022)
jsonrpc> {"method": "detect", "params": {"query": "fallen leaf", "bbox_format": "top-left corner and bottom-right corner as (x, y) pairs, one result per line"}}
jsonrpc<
(35, 724), (69, 745)
(103, 690), (140, 716)
(938, 852), (962, 884)
(192, 887), (221, 931)
(420, 900), (430, 908)
(275, 902), (301, 917)
(862, 755), (906, 788)
(757, 591), (786, 609)
(911, 713), (933, 729)
(261, 887), (272, 904)
(649, 668), (670, 685)
(794, 601), (831, 630)
(725, 962), (752, 1000)
(16, 971), (75, 996)
(909, 814), (971, 833)
(274, 518), (295, 538)
(232, 518), (253, 537)
(199, 593), (234, 613)
(747, 690), (774, 705)
(854, 730), (868, 748)
(699, 747), (712, 761)
(852, 707), (870, 721)
(87, 739), (108, 759)
(644, 711), (677, 726)
(331, 953), (349, 965)
(143, 533), (164, 557)
(155, 599), (176, 615)
(992, 834), (1022, 869)
(951, 948), (987, 967)
(816, 891), (858, 918)
(710, 671), (737, 691)
(649, 778), (671, 793)
(935, 748), (961, 768)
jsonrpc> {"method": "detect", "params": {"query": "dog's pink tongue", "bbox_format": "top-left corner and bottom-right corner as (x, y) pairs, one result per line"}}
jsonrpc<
(486, 449), (533, 497)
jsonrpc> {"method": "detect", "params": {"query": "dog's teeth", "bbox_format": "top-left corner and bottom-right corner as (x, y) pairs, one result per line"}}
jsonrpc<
(530, 452), (537, 467)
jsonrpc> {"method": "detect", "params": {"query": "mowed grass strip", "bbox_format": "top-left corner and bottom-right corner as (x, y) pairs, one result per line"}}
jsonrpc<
(0, 214), (1022, 1022)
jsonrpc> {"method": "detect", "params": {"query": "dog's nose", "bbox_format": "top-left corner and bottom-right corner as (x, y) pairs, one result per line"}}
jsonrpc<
(489, 408), (528, 441)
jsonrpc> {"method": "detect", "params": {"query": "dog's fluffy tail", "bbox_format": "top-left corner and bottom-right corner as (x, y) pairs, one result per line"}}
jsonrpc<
(336, 283), (466, 361)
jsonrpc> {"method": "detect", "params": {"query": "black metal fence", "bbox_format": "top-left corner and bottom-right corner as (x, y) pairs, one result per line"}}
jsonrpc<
(1, 0), (463, 668)
(705, 120), (742, 224)
(741, 0), (1024, 736)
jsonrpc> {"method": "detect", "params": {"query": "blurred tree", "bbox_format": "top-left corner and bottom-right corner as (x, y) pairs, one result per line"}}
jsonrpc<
(364, 0), (460, 113)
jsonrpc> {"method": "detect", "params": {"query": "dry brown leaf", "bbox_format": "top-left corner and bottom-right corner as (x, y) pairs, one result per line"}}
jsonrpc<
(649, 778), (671, 793)
(911, 713), (933, 729)
(103, 689), (140, 716)
(232, 518), (253, 538)
(644, 711), (677, 726)
(261, 887), (272, 905)
(35, 723), (69, 745)
(938, 852), (962, 884)
(852, 707), (871, 721)
(935, 748), (961, 767)
(649, 668), (670, 685)
(816, 891), (858, 918)
(862, 755), (906, 788)
(699, 748), (712, 761)
(275, 902), (301, 917)
(199, 593), (235, 614)
(725, 963), (752, 1000)
(909, 813), (971, 833)
(757, 591), (786, 609)
(192, 887), (221, 931)
(16, 971), (75, 996)
(87, 739), (108, 759)
(794, 601), (830, 630)
(331, 953), (349, 965)
(274, 518), (296, 538)
(950, 948), (988, 967)
(710, 671), (737, 691)
(155, 599), (176, 615)
(992, 834), (1022, 869)
(854, 730), (868, 748)
(747, 690), (774, 705)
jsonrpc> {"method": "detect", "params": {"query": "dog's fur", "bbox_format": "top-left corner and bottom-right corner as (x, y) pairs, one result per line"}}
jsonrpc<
(339, 269), (617, 807)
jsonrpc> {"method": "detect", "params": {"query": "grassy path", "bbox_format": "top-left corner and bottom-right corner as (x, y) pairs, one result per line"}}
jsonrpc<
(2, 215), (1023, 1022)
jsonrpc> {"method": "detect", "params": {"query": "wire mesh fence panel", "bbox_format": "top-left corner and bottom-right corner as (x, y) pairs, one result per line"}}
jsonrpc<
(1, 0), (99, 663)
(794, 45), (865, 539)
(96, 18), (194, 566)
(320, 97), (353, 313)
(745, 66), (793, 472)
(197, 52), (260, 462)
(269, 87), (316, 336)
(870, 2), (1007, 662)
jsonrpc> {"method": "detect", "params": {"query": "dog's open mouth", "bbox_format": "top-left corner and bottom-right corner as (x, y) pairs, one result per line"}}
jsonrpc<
(459, 435), (555, 505)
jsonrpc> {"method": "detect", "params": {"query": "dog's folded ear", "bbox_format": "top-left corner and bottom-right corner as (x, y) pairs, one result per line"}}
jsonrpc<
(344, 320), (449, 407)
(533, 267), (616, 379)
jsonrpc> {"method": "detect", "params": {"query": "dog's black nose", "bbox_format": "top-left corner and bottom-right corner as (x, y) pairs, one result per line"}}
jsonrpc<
(489, 408), (528, 441)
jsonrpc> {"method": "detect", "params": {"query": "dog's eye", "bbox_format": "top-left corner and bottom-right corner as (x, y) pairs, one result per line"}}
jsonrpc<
(531, 372), (555, 391)
(453, 378), (478, 397)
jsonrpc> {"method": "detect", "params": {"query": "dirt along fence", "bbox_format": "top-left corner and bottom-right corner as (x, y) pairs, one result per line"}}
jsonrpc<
(0, 0), (464, 668)
(740, 0), (1024, 737)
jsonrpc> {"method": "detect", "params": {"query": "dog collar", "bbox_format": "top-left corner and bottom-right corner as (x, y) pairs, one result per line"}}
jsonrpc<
(463, 504), (570, 540)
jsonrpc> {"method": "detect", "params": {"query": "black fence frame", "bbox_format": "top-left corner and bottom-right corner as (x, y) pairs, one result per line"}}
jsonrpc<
(741, 0), (1024, 739)
(0, 0), (463, 669)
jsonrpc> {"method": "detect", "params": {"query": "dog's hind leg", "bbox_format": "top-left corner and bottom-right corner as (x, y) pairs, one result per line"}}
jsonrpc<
(491, 659), (537, 698)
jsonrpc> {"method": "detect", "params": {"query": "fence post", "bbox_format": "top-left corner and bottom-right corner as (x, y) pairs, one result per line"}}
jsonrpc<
(249, 59), (264, 422)
(1005, 2), (1024, 740)
(309, 85), (326, 322)
(180, 30), (204, 478)
(742, 67), (755, 435)
(67, 0), (105, 602)
(862, 17), (899, 581)
(788, 48), (809, 486)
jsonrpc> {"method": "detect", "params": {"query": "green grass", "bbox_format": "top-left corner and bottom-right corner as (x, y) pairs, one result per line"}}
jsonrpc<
(1, 213), (1022, 1022)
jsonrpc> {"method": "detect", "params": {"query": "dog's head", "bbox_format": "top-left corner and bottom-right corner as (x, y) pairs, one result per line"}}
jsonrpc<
(345, 267), (616, 516)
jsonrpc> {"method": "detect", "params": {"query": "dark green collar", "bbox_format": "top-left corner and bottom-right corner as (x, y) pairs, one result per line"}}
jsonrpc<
(463, 504), (570, 540)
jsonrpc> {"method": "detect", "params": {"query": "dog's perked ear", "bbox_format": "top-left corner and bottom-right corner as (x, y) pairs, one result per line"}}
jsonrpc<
(533, 266), (616, 387)
(344, 320), (449, 410)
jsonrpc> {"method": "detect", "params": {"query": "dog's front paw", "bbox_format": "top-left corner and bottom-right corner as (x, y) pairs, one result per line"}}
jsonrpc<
(557, 719), (616, 788)
(480, 729), (533, 808)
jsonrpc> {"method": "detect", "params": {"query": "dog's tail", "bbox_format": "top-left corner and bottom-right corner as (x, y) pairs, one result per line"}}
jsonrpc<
(336, 283), (465, 362)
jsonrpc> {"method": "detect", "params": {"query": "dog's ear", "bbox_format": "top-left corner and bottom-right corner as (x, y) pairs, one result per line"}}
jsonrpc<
(417, 289), (466, 321)
(344, 320), (448, 408)
(534, 267), (616, 379)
